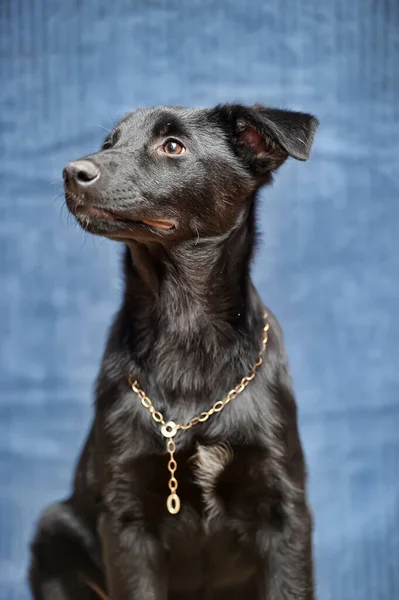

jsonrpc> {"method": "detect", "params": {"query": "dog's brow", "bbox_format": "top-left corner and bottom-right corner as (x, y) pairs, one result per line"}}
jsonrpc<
(152, 117), (187, 139)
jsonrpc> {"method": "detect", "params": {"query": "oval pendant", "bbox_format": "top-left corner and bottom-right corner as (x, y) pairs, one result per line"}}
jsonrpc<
(166, 493), (181, 514)
(161, 421), (178, 438)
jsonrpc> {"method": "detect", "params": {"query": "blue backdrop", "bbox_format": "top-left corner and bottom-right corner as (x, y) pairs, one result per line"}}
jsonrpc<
(1, 1), (398, 598)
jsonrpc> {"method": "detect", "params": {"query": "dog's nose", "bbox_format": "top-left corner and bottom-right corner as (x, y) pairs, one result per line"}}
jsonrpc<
(63, 160), (100, 188)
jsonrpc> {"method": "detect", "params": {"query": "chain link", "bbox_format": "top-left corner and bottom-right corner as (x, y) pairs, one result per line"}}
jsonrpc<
(128, 312), (270, 514)
(131, 380), (166, 426)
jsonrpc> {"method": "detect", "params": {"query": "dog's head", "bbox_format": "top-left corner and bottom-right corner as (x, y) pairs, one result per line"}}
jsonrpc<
(64, 104), (318, 243)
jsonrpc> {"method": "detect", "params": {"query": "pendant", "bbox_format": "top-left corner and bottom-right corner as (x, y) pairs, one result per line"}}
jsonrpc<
(160, 421), (181, 514)
(161, 421), (178, 438)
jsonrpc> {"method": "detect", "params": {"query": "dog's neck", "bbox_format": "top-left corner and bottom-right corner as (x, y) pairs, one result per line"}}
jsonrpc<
(120, 202), (263, 395)
(126, 204), (256, 326)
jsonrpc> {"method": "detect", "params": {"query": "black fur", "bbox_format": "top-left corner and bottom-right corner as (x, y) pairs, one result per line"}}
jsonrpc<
(29, 103), (318, 599)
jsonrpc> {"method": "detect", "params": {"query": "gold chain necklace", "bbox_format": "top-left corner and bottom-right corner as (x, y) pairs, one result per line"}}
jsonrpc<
(128, 312), (270, 515)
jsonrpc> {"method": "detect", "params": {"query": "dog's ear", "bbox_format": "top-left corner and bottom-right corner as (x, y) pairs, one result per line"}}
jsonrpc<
(217, 104), (318, 175)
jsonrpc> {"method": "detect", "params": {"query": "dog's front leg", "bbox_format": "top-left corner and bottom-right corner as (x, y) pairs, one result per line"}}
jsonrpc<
(257, 504), (314, 599)
(98, 513), (168, 600)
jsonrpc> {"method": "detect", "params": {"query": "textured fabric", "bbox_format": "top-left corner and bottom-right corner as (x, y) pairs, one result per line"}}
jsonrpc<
(1, 1), (398, 598)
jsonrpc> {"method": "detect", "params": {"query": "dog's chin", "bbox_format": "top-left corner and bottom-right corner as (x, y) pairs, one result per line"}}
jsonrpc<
(68, 203), (177, 242)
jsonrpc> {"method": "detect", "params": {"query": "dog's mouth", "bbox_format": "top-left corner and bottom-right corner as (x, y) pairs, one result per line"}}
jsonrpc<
(71, 204), (176, 233)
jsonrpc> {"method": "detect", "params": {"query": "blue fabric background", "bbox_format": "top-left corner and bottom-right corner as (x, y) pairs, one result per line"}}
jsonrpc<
(1, 1), (398, 598)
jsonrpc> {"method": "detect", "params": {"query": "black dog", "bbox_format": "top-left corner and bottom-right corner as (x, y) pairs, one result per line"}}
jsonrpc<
(29, 103), (318, 600)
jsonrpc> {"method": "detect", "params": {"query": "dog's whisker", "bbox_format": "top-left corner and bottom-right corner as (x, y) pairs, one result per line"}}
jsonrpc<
(94, 124), (112, 135)
(52, 192), (64, 205)
(79, 236), (88, 251)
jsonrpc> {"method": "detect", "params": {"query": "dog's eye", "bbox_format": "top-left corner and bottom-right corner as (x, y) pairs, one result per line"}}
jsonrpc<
(163, 140), (185, 155)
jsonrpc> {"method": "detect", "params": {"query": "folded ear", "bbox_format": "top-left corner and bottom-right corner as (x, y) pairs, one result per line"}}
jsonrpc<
(249, 104), (319, 161)
(216, 103), (318, 175)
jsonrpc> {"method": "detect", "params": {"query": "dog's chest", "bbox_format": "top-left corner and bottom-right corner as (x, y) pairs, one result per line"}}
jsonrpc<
(109, 443), (282, 590)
